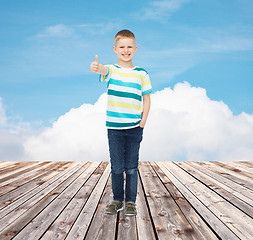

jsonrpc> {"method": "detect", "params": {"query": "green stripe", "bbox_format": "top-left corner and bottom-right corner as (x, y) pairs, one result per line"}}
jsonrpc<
(134, 67), (148, 74)
(108, 89), (142, 101)
(106, 121), (141, 128)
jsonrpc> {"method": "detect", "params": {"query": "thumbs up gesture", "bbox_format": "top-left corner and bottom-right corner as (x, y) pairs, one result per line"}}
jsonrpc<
(90, 55), (108, 76)
(90, 55), (99, 73)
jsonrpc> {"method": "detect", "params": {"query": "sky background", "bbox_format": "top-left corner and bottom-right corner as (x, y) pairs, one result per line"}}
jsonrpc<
(0, 0), (253, 161)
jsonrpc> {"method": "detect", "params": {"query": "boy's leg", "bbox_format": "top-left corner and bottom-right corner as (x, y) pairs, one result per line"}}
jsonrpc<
(124, 126), (143, 203)
(107, 129), (125, 202)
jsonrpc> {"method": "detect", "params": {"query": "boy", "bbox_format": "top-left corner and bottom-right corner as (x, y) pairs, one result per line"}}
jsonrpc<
(90, 29), (152, 216)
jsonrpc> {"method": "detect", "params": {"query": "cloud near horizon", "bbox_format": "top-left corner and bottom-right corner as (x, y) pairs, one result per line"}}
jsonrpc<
(23, 82), (253, 162)
(136, 0), (191, 21)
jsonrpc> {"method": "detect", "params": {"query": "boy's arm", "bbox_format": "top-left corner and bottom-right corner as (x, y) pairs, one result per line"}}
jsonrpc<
(90, 55), (108, 76)
(140, 93), (151, 128)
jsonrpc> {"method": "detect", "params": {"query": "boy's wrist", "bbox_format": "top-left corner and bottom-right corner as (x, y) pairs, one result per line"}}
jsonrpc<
(97, 64), (108, 75)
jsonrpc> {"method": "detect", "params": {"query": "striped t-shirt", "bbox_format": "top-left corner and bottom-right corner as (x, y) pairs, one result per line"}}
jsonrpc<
(99, 64), (152, 129)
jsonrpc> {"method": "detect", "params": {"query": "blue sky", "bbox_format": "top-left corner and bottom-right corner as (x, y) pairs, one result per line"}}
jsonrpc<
(0, 0), (253, 127)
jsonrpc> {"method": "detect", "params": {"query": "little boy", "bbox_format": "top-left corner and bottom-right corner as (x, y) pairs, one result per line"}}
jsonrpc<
(90, 29), (152, 216)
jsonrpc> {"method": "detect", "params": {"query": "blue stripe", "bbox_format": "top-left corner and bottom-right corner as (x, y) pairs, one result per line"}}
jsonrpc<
(142, 89), (152, 96)
(107, 111), (142, 119)
(109, 79), (141, 90)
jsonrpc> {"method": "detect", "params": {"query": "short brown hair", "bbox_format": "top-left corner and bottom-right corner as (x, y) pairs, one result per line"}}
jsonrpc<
(114, 29), (135, 43)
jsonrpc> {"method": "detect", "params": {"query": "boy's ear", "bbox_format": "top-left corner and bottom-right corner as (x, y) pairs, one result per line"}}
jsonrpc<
(113, 46), (117, 53)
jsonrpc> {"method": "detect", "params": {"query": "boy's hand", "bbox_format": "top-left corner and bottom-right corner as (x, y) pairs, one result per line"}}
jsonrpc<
(139, 120), (145, 128)
(91, 55), (99, 73)
(90, 55), (109, 76)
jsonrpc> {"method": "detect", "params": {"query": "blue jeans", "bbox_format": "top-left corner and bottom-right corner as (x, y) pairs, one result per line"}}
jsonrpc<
(107, 126), (143, 203)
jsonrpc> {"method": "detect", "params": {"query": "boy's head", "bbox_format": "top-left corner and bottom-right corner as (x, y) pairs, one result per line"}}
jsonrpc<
(113, 29), (137, 65)
(114, 29), (135, 45)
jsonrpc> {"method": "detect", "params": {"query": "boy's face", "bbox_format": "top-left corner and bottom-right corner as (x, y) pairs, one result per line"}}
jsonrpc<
(113, 37), (137, 63)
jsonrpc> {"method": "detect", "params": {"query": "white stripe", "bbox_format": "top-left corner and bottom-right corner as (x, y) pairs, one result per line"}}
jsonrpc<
(142, 84), (152, 92)
(113, 65), (145, 73)
(107, 116), (141, 123)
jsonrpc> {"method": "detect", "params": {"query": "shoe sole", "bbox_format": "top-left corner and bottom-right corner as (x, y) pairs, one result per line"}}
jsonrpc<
(118, 206), (124, 212)
(124, 213), (137, 216)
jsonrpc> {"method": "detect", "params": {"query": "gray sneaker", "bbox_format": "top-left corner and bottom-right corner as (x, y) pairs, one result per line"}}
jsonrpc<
(125, 201), (137, 216)
(105, 200), (124, 214)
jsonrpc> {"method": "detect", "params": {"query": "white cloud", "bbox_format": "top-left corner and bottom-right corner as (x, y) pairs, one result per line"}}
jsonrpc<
(0, 99), (37, 161)
(136, 0), (191, 20)
(141, 82), (253, 161)
(136, 27), (253, 83)
(24, 94), (108, 161)
(36, 24), (75, 39)
(23, 82), (253, 162)
(77, 21), (122, 35)
(4, 22), (118, 81)
(0, 98), (7, 126)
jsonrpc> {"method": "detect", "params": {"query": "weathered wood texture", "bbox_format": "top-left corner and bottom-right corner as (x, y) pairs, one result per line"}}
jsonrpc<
(0, 161), (252, 239)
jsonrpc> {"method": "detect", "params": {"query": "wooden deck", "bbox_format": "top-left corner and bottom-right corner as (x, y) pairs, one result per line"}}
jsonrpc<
(0, 161), (252, 239)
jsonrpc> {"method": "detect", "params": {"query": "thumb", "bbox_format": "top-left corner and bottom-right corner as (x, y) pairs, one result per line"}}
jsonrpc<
(95, 55), (98, 63)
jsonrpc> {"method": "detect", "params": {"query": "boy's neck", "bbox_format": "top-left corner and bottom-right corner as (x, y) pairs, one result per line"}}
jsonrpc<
(117, 60), (135, 68)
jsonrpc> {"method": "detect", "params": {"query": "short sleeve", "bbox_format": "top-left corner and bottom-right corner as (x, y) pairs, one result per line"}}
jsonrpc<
(99, 65), (112, 82)
(141, 73), (152, 95)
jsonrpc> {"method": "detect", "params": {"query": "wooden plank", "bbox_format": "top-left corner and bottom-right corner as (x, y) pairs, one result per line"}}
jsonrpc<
(0, 161), (70, 210)
(0, 161), (62, 197)
(0, 162), (17, 170)
(13, 162), (100, 240)
(0, 161), (43, 182)
(0, 162), (35, 175)
(164, 162), (253, 240)
(136, 171), (156, 240)
(189, 162), (253, 201)
(197, 161), (253, 190)
(0, 162), (86, 239)
(0, 162), (80, 220)
(239, 161), (253, 168)
(150, 162), (219, 240)
(213, 161), (253, 179)
(40, 162), (108, 240)
(226, 161), (253, 175)
(84, 172), (118, 240)
(65, 163), (111, 239)
(156, 162), (239, 240)
(187, 162), (253, 206)
(0, 161), (251, 240)
(176, 162), (253, 218)
(117, 211), (137, 240)
(138, 162), (193, 240)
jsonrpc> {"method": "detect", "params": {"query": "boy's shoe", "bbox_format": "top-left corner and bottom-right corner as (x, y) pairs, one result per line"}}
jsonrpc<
(105, 200), (124, 214)
(125, 201), (137, 216)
